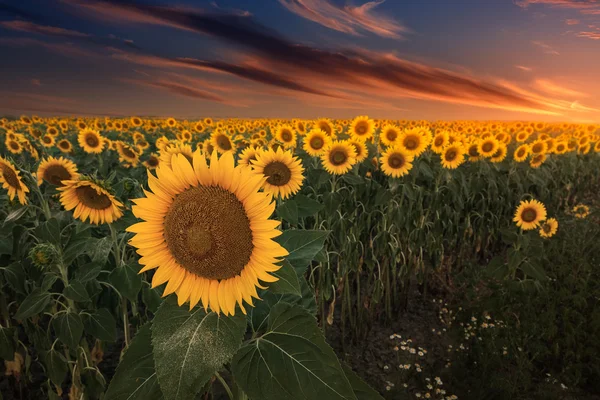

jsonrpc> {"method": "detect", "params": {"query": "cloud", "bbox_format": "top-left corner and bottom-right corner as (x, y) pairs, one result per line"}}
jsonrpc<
(1, 20), (90, 37)
(531, 40), (560, 55)
(277, 0), (409, 38)
(577, 30), (600, 38)
(515, 0), (600, 11)
(515, 65), (533, 71)
(534, 79), (586, 96)
(565, 18), (581, 24)
(0, 37), (100, 58)
(30, 79), (42, 86)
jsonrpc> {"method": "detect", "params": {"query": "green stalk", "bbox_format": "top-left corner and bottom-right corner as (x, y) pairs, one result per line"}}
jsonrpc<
(109, 224), (131, 348)
(215, 372), (234, 400)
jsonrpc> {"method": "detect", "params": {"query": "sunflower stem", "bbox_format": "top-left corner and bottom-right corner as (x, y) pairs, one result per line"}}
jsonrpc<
(215, 371), (234, 400)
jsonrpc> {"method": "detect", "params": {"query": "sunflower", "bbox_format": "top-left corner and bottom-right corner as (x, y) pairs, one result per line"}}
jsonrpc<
(36, 157), (79, 186)
(554, 141), (568, 154)
(159, 142), (194, 168)
(295, 120), (306, 135)
(166, 117), (177, 128)
(127, 151), (288, 316)
(516, 131), (529, 142)
(467, 142), (481, 162)
(203, 117), (213, 126)
(59, 121), (69, 132)
(0, 157), (29, 205)
(380, 124), (401, 147)
(20, 115), (32, 125)
(76, 120), (87, 130)
(539, 218), (558, 239)
(116, 141), (140, 166)
(131, 116), (143, 127)
(315, 118), (335, 137)
(349, 115), (374, 142)
(380, 146), (413, 178)
(275, 125), (297, 148)
(252, 148), (304, 199)
(47, 126), (59, 136)
(321, 140), (356, 175)
(239, 146), (260, 168)
(40, 134), (55, 148)
(143, 153), (160, 170)
(441, 144), (466, 169)
(58, 179), (123, 225)
(211, 131), (234, 154)
(572, 204), (590, 219)
(490, 144), (507, 163)
(513, 199), (547, 230)
(349, 139), (368, 163)
(303, 129), (331, 156)
(530, 139), (547, 155)
(513, 144), (529, 162)
(398, 127), (430, 157)
(5, 139), (23, 154)
(478, 137), (499, 158)
(431, 131), (449, 154)
(530, 153), (546, 168)
(78, 129), (104, 154)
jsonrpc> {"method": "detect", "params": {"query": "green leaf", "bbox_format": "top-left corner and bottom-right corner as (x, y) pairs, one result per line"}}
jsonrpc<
(109, 265), (142, 301)
(4, 262), (26, 294)
(44, 349), (69, 386)
(484, 256), (509, 280)
(105, 324), (163, 400)
(277, 200), (298, 224)
(269, 260), (301, 296)
(142, 286), (163, 314)
(63, 235), (93, 265)
(40, 274), (58, 292)
(74, 262), (103, 283)
(341, 363), (384, 400)
(15, 289), (51, 320)
(520, 260), (548, 281)
(151, 300), (246, 400)
(35, 218), (61, 245)
(53, 311), (83, 348)
(0, 327), (15, 360)
(276, 230), (330, 273)
(84, 309), (116, 342)
(64, 280), (90, 302)
(233, 303), (356, 400)
(342, 174), (364, 185)
(3, 206), (28, 224)
(295, 194), (324, 218)
(91, 237), (113, 264)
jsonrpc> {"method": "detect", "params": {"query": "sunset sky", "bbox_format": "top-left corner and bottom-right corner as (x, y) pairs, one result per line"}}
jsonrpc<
(1, 0), (599, 121)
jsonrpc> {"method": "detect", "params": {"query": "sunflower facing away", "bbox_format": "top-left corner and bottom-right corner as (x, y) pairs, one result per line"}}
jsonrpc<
(303, 129), (332, 156)
(573, 204), (590, 219)
(0, 156), (29, 205)
(321, 140), (357, 175)
(349, 115), (375, 142)
(513, 199), (547, 230)
(78, 129), (105, 154)
(127, 151), (288, 316)
(380, 146), (414, 178)
(539, 218), (558, 239)
(252, 148), (304, 199)
(37, 157), (79, 186)
(59, 178), (123, 225)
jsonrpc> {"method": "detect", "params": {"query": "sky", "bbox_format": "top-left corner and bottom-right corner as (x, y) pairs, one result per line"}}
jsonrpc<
(0, 0), (599, 122)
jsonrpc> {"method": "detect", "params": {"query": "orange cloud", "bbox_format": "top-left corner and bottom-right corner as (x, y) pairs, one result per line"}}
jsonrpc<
(1, 20), (90, 37)
(534, 79), (586, 97)
(515, 65), (533, 71)
(277, 0), (409, 38)
(577, 30), (600, 38)
(531, 41), (560, 55)
(565, 18), (581, 24)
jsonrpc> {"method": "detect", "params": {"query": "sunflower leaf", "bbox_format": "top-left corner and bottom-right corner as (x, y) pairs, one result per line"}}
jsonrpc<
(232, 302), (357, 400)
(269, 260), (301, 296)
(151, 300), (246, 400)
(105, 323), (164, 400)
(276, 229), (330, 274)
(276, 200), (298, 224)
(341, 363), (385, 400)
(52, 311), (83, 348)
(15, 289), (51, 320)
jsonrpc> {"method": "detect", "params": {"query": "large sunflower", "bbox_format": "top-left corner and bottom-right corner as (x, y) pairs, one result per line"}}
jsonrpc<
(513, 199), (547, 230)
(275, 125), (297, 148)
(303, 129), (331, 156)
(530, 139), (547, 155)
(321, 140), (356, 175)
(78, 129), (105, 154)
(127, 151), (288, 316)
(539, 218), (558, 239)
(0, 157), (29, 205)
(441, 144), (466, 169)
(252, 148), (304, 199)
(58, 179), (123, 225)
(380, 146), (414, 178)
(349, 115), (374, 142)
(490, 143), (507, 163)
(380, 124), (401, 147)
(37, 157), (79, 186)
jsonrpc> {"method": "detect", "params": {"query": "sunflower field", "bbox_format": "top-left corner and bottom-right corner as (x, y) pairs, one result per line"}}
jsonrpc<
(1, 115), (599, 400)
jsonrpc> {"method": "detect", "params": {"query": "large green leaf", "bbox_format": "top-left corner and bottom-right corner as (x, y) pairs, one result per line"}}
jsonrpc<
(109, 265), (142, 301)
(295, 194), (325, 218)
(233, 303), (356, 400)
(53, 311), (83, 348)
(64, 280), (90, 302)
(15, 289), (52, 320)
(341, 363), (384, 400)
(105, 324), (163, 400)
(84, 309), (116, 342)
(91, 237), (113, 264)
(43, 349), (69, 386)
(35, 218), (61, 245)
(277, 200), (298, 224)
(74, 262), (103, 283)
(276, 230), (330, 273)
(269, 260), (301, 296)
(151, 300), (246, 400)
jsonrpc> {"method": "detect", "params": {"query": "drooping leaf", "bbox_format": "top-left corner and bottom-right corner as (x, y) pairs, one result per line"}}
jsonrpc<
(4, 262), (26, 294)
(15, 289), (52, 320)
(233, 303), (356, 400)
(53, 311), (84, 348)
(3, 207), (28, 224)
(269, 260), (301, 296)
(151, 300), (246, 400)
(105, 324), (163, 400)
(84, 309), (116, 342)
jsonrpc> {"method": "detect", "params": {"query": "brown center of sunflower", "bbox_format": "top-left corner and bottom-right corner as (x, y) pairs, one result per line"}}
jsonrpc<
(122, 146), (137, 159)
(434, 136), (444, 147)
(147, 156), (159, 167)
(517, 149), (525, 157)
(468, 145), (479, 157)
(329, 148), (348, 166)
(386, 130), (398, 141)
(0, 165), (21, 189)
(280, 129), (293, 142)
(163, 186), (253, 280)
(85, 134), (99, 147)
(404, 135), (419, 150)
(319, 123), (332, 135)
(355, 122), (368, 135)
(521, 208), (537, 223)
(532, 143), (543, 153)
(43, 165), (72, 186)
(217, 135), (232, 150)
(388, 153), (405, 169)
(542, 223), (551, 233)
(445, 149), (457, 161)
(481, 142), (493, 153)
(75, 185), (112, 210)
(43, 136), (52, 144)
(9, 141), (20, 150)
(492, 148), (502, 158)
(263, 161), (292, 186)
(59, 141), (69, 149)
(310, 136), (324, 150)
